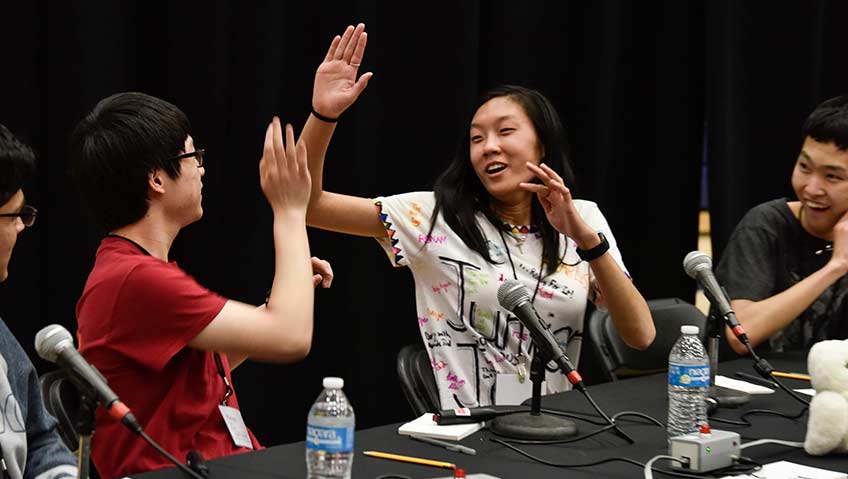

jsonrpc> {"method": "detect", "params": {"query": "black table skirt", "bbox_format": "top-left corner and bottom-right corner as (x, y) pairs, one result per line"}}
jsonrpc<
(135, 354), (847, 478)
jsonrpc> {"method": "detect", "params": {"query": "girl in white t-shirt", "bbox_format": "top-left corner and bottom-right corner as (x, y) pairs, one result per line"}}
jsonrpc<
(296, 24), (654, 408)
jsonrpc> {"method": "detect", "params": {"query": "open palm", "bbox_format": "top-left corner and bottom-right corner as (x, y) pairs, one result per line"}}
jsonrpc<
(313, 23), (373, 119)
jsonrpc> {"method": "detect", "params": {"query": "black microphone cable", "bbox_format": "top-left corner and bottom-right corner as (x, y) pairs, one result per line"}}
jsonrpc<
(501, 410), (662, 446)
(490, 437), (709, 479)
(134, 430), (206, 479)
(741, 342), (810, 408)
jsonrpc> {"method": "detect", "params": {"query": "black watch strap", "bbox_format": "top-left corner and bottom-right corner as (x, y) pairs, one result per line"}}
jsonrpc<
(576, 232), (609, 262)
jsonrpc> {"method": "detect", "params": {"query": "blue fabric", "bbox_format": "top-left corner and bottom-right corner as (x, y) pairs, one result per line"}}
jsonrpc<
(0, 318), (76, 479)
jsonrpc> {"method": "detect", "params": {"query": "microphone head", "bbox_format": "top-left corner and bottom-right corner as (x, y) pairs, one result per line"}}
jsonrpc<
(683, 250), (713, 279)
(497, 280), (531, 311)
(34, 324), (74, 363)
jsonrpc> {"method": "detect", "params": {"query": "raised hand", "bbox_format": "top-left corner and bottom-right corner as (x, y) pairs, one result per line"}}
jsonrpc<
(260, 117), (311, 213)
(519, 162), (598, 248)
(313, 23), (373, 119)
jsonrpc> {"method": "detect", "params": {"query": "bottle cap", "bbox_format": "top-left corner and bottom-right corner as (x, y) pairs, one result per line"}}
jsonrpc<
(323, 377), (344, 389)
(680, 325), (699, 335)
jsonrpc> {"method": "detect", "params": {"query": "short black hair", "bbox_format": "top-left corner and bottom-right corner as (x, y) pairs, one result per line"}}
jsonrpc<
(0, 124), (36, 206)
(803, 95), (848, 151)
(69, 92), (192, 231)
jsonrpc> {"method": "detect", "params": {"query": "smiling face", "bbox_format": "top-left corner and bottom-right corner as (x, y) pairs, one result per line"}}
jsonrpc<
(469, 96), (544, 208)
(791, 136), (848, 240)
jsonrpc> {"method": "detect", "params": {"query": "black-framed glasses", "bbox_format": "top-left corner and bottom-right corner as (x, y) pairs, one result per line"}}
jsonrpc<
(0, 205), (37, 227)
(167, 148), (205, 167)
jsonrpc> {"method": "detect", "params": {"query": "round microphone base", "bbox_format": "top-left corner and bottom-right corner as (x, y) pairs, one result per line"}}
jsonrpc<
(490, 412), (578, 440)
(708, 385), (751, 407)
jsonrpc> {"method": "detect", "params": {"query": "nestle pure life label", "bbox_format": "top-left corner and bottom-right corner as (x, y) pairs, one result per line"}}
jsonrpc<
(306, 424), (354, 453)
(668, 363), (710, 388)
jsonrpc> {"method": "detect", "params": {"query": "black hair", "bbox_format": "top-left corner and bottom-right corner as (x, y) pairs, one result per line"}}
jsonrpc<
(69, 92), (192, 231)
(430, 85), (578, 276)
(0, 124), (36, 206)
(803, 95), (848, 151)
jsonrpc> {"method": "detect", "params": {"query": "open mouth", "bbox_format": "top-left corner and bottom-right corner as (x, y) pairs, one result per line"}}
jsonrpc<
(485, 163), (508, 175)
(805, 201), (829, 211)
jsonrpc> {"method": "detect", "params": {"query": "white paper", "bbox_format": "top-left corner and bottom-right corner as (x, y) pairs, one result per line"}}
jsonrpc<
(794, 388), (817, 396)
(715, 375), (775, 394)
(397, 413), (484, 441)
(721, 460), (846, 479)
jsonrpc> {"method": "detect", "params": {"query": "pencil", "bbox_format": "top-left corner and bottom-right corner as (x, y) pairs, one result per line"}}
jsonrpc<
(362, 451), (456, 469)
(771, 371), (811, 381)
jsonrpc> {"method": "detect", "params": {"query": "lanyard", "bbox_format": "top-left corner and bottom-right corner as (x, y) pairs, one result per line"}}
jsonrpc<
(107, 233), (233, 405)
(213, 353), (234, 405)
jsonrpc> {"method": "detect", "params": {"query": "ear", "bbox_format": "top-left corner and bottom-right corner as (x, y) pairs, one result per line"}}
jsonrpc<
(148, 169), (166, 194)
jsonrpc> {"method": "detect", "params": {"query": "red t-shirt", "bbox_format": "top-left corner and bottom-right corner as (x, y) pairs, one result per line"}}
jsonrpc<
(76, 237), (261, 478)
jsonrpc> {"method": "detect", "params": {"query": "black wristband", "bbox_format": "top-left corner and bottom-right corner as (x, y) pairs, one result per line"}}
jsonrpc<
(576, 232), (609, 262)
(311, 107), (338, 123)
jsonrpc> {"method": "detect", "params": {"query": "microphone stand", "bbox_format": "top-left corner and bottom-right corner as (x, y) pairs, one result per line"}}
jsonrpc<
(490, 352), (578, 440)
(76, 392), (98, 479)
(706, 309), (751, 407)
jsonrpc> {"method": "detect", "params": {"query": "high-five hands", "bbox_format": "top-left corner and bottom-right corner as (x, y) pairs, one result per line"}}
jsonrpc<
(313, 23), (373, 120)
(260, 117), (311, 213)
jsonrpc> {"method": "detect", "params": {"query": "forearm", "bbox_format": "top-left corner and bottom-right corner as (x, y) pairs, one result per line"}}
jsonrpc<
(267, 211), (314, 347)
(589, 254), (655, 350)
(299, 114), (336, 207)
(728, 261), (848, 353)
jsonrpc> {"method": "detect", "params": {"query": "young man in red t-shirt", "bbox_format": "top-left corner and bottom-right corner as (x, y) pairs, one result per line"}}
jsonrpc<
(68, 29), (371, 478)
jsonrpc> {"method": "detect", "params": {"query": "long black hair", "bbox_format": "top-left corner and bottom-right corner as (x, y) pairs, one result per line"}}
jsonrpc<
(429, 85), (578, 276)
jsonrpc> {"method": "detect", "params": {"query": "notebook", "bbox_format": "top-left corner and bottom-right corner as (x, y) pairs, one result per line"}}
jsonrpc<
(721, 460), (847, 478)
(715, 375), (775, 394)
(397, 413), (485, 441)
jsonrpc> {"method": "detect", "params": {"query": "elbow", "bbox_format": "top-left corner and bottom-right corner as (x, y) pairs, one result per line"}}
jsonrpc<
(268, 329), (312, 363)
(728, 336), (750, 356)
(627, 329), (655, 351)
(291, 339), (312, 361)
(289, 331), (313, 361)
(625, 311), (656, 351)
(725, 328), (751, 356)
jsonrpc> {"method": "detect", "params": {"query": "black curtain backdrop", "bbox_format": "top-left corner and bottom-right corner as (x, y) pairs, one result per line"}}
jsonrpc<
(706, 0), (848, 261)
(0, 0), (839, 449)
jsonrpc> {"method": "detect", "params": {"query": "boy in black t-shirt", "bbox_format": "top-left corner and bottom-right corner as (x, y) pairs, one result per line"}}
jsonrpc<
(716, 96), (848, 354)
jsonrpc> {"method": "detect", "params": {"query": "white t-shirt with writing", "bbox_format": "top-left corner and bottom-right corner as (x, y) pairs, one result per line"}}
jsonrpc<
(374, 191), (628, 408)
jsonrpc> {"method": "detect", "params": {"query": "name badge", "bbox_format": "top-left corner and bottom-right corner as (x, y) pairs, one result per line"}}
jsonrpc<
(218, 405), (254, 449)
(496, 374), (543, 405)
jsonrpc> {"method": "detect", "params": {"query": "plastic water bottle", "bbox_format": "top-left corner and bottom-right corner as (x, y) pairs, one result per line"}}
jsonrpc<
(667, 325), (710, 437)
(306, 377), (355, 479)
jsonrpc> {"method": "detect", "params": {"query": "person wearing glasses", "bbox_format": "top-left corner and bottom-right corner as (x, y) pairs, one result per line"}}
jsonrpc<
(69, 89), (329, 476)
(0, 124), (77, 479)
(717, 96), (848, 355)
(297, 24), (654, 409)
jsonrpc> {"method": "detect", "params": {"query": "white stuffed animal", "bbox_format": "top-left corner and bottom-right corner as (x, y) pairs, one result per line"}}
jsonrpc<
(804, 339), (848, 455)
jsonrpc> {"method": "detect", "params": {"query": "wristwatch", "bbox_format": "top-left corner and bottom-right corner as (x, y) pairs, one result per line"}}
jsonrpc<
(576, 232), (609, 262)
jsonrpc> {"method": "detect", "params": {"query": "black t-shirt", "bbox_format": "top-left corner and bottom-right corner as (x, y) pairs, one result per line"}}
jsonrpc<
(715, 199), (848, 350)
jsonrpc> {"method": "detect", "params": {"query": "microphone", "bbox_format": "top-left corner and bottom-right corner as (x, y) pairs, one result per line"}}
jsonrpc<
(35, 324), (141, 433)
(186, 450), (210, 478)
(434, 406), (528, 425)
(496, 280), (584, 390)
(683, 251), (749, 344)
